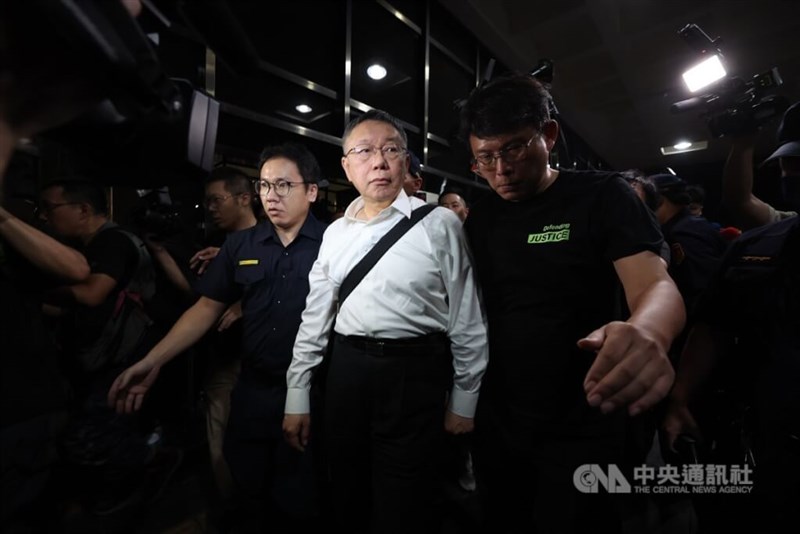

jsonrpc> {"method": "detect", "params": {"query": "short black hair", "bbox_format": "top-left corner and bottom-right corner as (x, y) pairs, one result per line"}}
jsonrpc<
(459, 73), (551, 141)
(439, 187), (469, 207)
(42, 178), (108, 215)
(686, 184), (705, 205)
(648, 174), (692, 207)
(207, 166), (253, 196)
(258, 142), (321, 185)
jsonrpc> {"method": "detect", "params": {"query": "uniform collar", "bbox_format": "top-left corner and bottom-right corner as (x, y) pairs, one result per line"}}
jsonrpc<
(253, 212), (325, 243)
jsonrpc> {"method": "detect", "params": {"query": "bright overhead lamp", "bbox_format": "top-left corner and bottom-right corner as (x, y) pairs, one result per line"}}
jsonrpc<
(660, 140), (708, 155)
(295, 104), (313, 114)
(682, 54), (726, 92)
(367, 64), (387, 80)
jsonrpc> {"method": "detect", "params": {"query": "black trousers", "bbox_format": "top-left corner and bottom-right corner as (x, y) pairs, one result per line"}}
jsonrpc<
(223, 372), (318, 532)
(473, 402), (647, 534)
(324, 333), (450, 534)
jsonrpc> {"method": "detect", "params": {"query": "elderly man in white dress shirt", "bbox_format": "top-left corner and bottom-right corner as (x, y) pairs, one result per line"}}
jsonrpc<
(283, 109), (488, 534)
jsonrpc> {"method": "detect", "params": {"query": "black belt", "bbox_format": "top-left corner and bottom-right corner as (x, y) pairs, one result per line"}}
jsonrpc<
(336, 332), (448, 352)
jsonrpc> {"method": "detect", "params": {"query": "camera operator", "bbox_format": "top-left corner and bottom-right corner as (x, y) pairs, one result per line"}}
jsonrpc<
(1, 154), (88, 533)
(1, 1), (143, 527)
(721, 102), (799, 230)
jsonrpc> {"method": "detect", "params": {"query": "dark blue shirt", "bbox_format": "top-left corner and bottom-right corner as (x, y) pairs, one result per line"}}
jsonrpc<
(195, 214), (326, 377)
(661, 208), (729, 318)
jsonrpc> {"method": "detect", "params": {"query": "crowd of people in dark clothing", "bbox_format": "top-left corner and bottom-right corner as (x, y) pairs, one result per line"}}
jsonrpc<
(2, 3), (799, 534)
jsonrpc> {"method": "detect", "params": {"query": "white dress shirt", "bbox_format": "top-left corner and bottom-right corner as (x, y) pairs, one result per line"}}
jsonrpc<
(285, 190), (488, 417)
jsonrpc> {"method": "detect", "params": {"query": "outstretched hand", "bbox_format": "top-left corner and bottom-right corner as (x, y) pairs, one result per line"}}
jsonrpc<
(189, 246), (220, 275)
(578, 321), (674, 417)
(107, 359), (161, 414)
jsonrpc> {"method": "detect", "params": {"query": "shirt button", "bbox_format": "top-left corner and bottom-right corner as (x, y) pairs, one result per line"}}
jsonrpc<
(277, 300), (281, 304)
(282, 274), (286, 279)
(284, 252), (289, 256)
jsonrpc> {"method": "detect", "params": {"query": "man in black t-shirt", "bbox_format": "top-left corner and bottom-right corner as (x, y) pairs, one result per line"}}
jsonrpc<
(459, 74), (686, 533)
(40, 178), (165, 515)
(0, 203), (87, 530)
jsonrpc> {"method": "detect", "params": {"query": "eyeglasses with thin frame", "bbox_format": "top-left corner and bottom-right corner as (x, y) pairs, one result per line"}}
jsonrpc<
(34, 202), (79, 217)
(254, 179), (308, 198)
(472, 134), (537, 171)
(343, 144), (407, 163)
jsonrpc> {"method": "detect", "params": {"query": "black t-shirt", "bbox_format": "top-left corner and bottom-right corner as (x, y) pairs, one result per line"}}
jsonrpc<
(0, 240), (67, 426)
(465, 170), (663, 435)
(68, 226), (139, 353)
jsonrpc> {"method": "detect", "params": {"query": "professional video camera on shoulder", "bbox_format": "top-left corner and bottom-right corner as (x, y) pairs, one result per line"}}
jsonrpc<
(670, 23), (790, 138)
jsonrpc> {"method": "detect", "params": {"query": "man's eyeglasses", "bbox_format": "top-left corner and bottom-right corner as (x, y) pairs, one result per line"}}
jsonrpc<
(343, 145), (406, 163)
(34, 202), (79, 217)
(254, 179), (307, 198)
(472, 134), (537, 171)
(204, 193), (243, 208)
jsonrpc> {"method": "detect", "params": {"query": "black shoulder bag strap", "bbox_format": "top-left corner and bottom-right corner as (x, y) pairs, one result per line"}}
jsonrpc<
(338, 203), (436, 307)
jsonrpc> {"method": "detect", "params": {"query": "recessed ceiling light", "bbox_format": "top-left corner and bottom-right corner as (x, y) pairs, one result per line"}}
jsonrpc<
(660, 140), (708, 155)
(367, 64), (387, 80)
(295, 104), (313, 114)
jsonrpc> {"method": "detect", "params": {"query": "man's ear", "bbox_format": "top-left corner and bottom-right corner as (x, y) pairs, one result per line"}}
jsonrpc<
(543, 120), (559, 151)
(306, 183), (319, 203)
(341, 156), (354, 184)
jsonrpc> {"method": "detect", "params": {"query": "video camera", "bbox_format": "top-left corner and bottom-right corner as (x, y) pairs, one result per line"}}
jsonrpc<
(670, 24), (790, 138)
(130, 188), (183, 239)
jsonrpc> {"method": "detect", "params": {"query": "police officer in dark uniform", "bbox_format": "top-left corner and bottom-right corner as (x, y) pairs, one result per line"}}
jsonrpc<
(109, 142), (326, 532)
(664, 102), (800, 534)
(647, 173), (729, 322)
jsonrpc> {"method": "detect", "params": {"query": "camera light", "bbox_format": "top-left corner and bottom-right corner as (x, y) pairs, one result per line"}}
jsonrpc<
(673, 141), (692, 150)
(682, 54), (726, 92)
(295, 104), (313, 114)
(367, 64), (387, 80)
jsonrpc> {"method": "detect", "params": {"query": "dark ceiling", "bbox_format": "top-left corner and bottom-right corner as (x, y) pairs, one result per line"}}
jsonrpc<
(16, 0), (798, 200)
(440, 0), (800, 177)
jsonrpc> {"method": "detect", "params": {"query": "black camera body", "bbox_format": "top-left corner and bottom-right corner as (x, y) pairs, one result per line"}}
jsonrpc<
(671, 68), (789, 138)
(130, 189), (182, 240)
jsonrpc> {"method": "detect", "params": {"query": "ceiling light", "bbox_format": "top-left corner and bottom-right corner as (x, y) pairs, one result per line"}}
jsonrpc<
(660, 140), (709, 155)
(295, 104), (312, 114)
(367, 64), (387, 80)
(682, 54), (726, 92)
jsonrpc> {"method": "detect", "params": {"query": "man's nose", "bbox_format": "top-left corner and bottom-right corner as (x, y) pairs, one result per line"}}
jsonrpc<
(494, 157), (513, 175)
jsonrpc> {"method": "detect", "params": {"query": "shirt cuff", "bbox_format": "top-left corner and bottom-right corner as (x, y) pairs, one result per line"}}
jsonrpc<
(284, 387), (311, 414)
(448, 387), (479, 418)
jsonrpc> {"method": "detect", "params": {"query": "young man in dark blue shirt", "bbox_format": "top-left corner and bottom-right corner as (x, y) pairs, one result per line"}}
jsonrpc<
(108, 142), (326, 532)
